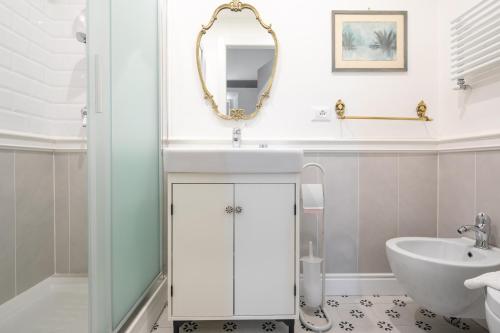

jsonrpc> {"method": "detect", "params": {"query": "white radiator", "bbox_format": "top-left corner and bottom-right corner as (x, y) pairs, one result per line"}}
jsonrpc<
(451, 0), (500, 90)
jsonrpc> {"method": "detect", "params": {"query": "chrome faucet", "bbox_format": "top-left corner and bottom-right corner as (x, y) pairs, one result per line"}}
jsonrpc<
(457, 213), (491, 249)
(232, 128), (241, 148)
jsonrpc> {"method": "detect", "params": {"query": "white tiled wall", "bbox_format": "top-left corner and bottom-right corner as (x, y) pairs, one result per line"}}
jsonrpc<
(0, 0), (86, 137)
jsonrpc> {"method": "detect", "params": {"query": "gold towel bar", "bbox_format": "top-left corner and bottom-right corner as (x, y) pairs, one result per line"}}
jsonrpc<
(335, 100), (432, 122)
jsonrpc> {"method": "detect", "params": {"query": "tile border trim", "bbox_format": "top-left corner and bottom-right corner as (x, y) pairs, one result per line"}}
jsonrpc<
(0, 130), (87, 152)
(2, 130), (500, 152)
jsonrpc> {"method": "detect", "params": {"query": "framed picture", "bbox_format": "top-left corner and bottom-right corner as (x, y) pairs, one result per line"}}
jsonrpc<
(332, 11), (408, 72)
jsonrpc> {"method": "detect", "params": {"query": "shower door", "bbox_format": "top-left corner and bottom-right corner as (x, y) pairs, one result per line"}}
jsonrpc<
(87, 0), (163, 332)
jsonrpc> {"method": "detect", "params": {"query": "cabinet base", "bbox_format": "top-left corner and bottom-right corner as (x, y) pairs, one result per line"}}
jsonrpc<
(173, 320), (295, 333)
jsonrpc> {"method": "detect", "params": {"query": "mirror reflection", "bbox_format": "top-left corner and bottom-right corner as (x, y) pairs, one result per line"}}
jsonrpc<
(198, 7), (277, 120)
(226, 47), (275, 115)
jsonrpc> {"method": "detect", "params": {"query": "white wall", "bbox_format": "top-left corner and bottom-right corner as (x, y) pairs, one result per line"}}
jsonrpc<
(0, 0), (86, 138)
(2, 1), (499, 143)
(437, 0), (500, 140)
(166, 0), (440, 141)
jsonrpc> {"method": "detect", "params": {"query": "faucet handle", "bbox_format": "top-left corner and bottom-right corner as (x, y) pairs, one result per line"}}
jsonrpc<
(476, 212), (491, 226)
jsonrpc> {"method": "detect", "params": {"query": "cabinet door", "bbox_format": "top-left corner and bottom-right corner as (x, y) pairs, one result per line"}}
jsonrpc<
(172, 184), (234, 317)
(234, 184), (296, 316)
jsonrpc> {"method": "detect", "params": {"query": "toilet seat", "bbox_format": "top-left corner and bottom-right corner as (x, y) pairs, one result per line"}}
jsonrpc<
(487, 287), (500, 315)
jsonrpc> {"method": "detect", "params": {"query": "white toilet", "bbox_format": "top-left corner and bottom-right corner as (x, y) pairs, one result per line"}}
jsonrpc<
(486, 288), (500, 332)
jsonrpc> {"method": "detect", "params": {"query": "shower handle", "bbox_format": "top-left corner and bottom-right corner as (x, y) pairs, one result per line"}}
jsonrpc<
(94, 55), (102, 114)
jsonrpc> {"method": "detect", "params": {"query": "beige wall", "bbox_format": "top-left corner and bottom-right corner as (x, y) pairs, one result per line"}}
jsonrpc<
(0, 150), (87, 306)
(301, 149), (500, 275)
(2, 148), (499, 306)
(302, 152), (438, 274)
(54, 152), (88, 274)
(438, 151), (500, 246)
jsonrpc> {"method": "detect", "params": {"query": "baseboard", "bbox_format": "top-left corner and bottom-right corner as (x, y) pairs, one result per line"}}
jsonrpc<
(301, 273), (405, 296)
(120, 276), (168, 333)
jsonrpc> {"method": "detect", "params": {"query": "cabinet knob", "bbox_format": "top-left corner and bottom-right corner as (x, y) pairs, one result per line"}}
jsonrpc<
(235, 206), (243, 214)
(225, 206), (234, 214)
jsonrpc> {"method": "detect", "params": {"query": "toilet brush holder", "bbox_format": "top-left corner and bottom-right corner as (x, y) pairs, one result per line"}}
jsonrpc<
(301, 241), (323, 308)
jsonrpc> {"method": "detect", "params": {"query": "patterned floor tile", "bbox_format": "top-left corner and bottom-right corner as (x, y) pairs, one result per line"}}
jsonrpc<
(368, 295), (414, 305)
(152, 326), (173, 333)
(435, 318), (489, 332)
(227, 321), (289, 333)
(408, 320), (484, 333)
(330, 295), (363, 304)
(371, 302), (422, 327)
(325, 297), (341, 310)
(153, 295), (488, 333)
(301, 305), (341, 328)
(335, 303), (380, 331)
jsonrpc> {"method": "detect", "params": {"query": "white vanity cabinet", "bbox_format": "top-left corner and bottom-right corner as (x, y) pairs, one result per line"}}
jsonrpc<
(165, 148), (303, 332)
(170, 183), (235, 318)
(169, 181), (297, 319)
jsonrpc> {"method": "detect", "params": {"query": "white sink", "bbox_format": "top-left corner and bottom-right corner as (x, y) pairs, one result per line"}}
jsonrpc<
(386, 237), (500, 318)
(164, 147), (304, 173)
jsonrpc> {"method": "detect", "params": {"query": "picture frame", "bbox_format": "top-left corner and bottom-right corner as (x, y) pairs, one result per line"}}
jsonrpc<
(332, 11), (408, 72)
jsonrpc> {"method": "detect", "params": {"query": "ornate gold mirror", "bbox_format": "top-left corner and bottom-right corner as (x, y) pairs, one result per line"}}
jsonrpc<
(196, 0), (278, 121)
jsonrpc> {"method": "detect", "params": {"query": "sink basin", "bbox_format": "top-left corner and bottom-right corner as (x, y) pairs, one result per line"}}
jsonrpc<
(164, 147), (304, 173)
(386, 237), (500, 318)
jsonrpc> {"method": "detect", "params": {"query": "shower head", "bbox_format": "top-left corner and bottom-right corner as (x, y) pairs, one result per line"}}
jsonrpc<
(75, 9), (87, 44)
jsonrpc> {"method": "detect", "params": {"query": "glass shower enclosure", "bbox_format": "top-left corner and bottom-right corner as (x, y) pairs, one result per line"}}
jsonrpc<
(88, 0), (164, 331)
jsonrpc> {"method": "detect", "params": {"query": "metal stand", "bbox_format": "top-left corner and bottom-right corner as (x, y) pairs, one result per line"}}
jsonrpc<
(278, 319), (295, 333)
(299, 163), (333, 332)
(173, 321), (185, 333)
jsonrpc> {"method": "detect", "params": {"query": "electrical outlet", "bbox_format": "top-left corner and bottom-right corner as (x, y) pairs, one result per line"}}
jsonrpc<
(312, 107), (332, 121)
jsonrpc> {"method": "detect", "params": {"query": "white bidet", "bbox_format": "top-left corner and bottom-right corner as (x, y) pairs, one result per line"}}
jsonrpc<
(386, 237), (500, 318)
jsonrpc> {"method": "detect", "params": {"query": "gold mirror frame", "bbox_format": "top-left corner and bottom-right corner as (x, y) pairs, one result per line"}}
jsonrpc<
(196, 0), (279, 121)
